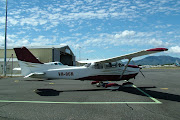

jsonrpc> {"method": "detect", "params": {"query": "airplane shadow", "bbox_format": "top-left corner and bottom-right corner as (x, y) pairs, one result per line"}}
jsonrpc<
(24, 79), (50, 82)
(35, 88), (108, 96)
(34, 86), (180, 102)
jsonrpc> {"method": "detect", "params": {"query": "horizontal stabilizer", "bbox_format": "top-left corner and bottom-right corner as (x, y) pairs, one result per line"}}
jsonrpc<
(24, 72), (45, 78)
(13, 68), (21, 71)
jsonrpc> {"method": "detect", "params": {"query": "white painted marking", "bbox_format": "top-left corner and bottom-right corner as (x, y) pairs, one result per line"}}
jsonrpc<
(132, 85), (162, 104)
(0, 100), (161, 104)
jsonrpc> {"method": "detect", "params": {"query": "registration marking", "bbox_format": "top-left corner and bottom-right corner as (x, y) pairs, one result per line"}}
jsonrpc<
(0, 85), (161, 104)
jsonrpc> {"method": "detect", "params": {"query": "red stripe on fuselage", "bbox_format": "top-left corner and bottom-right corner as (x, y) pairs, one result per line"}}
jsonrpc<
(77, 73), (138, 81)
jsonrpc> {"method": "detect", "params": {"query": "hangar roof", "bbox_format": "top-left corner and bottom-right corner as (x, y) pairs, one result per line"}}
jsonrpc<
(0, 44), (68, 49)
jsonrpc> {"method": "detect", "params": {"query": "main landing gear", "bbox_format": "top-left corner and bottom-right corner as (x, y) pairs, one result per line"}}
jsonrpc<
(91, 81), (107, 87)
(91, 80), (134, 89)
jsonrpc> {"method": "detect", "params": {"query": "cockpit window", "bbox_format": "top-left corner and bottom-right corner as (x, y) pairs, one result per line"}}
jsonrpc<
(105, 62), (117, 68)
(58, 63), (63, 65)
(94, 63), (103, 69)
(84, 63), (91, 67)
(52, 62), (63, 65)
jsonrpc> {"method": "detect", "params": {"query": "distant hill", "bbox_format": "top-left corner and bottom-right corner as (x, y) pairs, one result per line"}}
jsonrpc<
(131, 56), (180, 65)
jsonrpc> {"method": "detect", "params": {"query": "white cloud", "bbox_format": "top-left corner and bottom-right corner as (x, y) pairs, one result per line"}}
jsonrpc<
(80, 30), (172, 49)
(148, 38), (170, 47)
(39, 19), (47, 25)
(0, 17), (5, 24)
(20, 18), (38, 26)
(169, 46), (180, 54)
(85, 50), (95, 53)
(1, 0), (178, 31)
(114, 30), (136, 38)
(33, 36), (51, 43)
(8, 17), (19, 25)
(149, 39), (163, 46)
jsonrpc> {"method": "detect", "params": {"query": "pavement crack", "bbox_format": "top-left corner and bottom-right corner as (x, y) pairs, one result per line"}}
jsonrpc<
(141, 106), (180, 119)
(126, 103), (133, 110)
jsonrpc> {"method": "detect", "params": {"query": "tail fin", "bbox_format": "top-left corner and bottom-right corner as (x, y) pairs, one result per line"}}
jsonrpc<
(14, 47), (44, 77)
(14, 47), (42, 64)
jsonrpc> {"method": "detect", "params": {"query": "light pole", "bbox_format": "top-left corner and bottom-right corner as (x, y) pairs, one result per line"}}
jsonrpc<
(3, 0), (8, 76)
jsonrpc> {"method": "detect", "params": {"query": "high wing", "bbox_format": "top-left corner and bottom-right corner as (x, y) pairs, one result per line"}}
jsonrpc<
(78, 48), (168, 64)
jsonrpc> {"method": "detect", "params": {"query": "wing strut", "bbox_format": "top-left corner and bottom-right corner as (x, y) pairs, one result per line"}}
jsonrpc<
(119, 58), (132, 80)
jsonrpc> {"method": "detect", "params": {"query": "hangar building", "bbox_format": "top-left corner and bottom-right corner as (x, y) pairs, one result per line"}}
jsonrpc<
(0, 45), (76, 75)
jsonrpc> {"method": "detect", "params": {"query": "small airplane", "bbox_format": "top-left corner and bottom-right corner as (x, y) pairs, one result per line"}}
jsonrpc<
(14, 47), (168, 88)
(175, 60), (180, 67)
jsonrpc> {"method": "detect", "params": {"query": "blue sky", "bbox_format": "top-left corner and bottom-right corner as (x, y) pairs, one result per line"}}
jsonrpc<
(0, 0), (180, 60)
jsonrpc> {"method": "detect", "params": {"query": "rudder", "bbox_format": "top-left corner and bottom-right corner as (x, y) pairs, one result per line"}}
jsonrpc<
(14, 47), (43, 64)
(14, 47), (43, 77)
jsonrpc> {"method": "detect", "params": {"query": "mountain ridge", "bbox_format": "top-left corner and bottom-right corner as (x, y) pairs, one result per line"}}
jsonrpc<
(132, 55), (180, 65)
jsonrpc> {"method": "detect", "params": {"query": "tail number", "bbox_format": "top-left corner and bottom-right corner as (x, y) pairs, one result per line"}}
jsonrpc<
(58, 72), (74, 76)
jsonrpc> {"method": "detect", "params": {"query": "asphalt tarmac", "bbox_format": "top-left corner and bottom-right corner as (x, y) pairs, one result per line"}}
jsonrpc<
(0, 68), (180, 120)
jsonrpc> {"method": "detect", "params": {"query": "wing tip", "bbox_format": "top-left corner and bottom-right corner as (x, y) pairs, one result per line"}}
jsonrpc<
(146, 48), (168, 51)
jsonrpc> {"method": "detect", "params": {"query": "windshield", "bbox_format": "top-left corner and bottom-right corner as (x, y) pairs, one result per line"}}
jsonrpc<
(84, 63), (91, 67)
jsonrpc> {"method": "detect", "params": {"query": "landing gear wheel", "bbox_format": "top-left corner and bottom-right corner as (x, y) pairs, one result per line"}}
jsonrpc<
(96, 83), (101, 87)
(96, 81), (103, 87)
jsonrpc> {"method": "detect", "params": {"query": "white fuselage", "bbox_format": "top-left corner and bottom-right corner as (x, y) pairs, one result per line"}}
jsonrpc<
(19, 61), (140, 81)
(45, 66), (139, 81)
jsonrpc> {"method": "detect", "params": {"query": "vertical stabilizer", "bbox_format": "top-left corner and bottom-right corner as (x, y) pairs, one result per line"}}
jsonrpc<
(14, 47), (44, 77)
(14, 47), (42, 64)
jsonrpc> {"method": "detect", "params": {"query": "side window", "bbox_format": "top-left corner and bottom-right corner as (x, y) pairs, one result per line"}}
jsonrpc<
(112, 62), (117, 67)
(95, 64), (103, 69)
(105, 63), (111, 68)
(105, 62), (118, 69)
